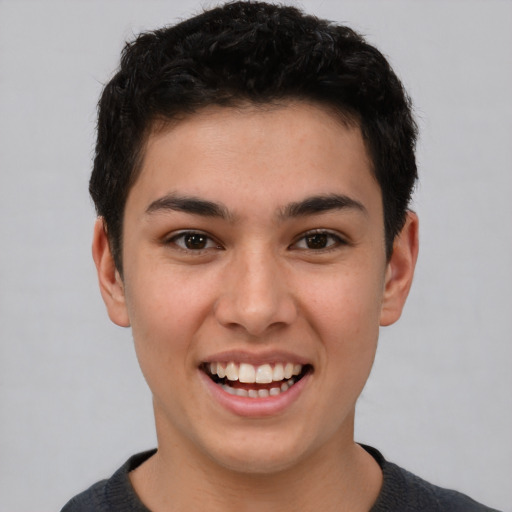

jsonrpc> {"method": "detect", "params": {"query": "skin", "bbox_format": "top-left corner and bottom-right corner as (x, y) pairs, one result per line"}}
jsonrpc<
(93, 102), (418, 511)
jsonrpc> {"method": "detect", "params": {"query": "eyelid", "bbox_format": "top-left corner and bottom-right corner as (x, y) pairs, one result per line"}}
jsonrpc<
(290, 229), (348, 250)
(165, 230), (223, 251)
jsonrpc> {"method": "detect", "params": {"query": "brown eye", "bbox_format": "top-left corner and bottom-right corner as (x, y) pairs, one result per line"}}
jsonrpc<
(305, 233), (329, 249)
(292, 230), (344, 251)
(169, 231), (220, 251)
(184, 233), (208, 250)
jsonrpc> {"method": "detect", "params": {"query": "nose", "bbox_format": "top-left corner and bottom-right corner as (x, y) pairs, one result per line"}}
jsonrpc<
(214, 247), (297, 337)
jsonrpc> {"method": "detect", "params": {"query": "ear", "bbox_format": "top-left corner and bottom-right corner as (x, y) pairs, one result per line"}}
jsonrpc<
(380, 211), (419, 326)
(91, 218), (131, 327)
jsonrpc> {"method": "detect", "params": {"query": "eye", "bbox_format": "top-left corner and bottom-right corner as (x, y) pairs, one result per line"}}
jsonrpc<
(168, 231), (221, 251)
(292, 230), (345, 250)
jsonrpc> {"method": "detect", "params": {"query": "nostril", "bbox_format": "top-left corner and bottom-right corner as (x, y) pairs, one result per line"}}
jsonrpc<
(213, 273), (298, 336)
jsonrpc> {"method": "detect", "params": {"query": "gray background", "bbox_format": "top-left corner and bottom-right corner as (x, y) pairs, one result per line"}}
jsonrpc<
(1, 1), (511, 510)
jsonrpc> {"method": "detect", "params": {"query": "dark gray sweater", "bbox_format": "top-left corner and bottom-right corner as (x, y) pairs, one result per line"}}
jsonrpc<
(61, 446), (501, 511)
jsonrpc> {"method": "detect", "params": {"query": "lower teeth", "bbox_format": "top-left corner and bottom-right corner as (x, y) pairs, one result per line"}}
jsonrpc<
(221, 378), (295, 398)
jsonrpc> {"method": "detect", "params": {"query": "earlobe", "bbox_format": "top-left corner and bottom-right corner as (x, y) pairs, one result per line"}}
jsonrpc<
(380, 211), (419, 327)
(92, 218), (131, 327)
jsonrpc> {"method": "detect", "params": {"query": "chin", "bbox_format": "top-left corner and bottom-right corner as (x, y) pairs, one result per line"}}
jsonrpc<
(199, 424), (324, 476)
(213, 444), (306, 475)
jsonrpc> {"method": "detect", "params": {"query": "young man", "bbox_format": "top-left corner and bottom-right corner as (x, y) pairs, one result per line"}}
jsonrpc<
(62, 2), (499, 511)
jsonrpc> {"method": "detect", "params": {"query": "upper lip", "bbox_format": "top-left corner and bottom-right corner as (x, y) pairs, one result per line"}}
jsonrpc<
(200, 349), (311, 367)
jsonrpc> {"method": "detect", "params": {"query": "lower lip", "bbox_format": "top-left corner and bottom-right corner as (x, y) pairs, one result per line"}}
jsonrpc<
(199, 370), (310, 417)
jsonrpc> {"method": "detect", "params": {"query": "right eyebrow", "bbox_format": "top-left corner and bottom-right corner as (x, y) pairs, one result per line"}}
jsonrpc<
(145, 193), (232, 220)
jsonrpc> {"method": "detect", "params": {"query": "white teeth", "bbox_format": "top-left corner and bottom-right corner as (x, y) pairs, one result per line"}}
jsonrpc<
(284, 362), (294, 379)
(239, 363), (256, 383)
(225, 362), (238, 381)
(222, 385), (236, 395)
(255, 364), (273, 384)
(219, 379), (298, 399)
(208, 361), (303, 383)
(273, 363), (284, 381)
(209, 361), (305, 398)
(217, 363), (226, 379)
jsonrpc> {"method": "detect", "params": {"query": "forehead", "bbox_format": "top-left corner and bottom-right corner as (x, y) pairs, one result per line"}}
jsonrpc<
(127, 102), (380, 220)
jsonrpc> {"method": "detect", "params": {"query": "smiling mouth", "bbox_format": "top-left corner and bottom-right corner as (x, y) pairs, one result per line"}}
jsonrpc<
(202, 361), (312, 398)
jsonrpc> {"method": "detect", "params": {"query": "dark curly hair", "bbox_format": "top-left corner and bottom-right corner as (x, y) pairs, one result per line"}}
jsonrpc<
(90, 1), (417, 272)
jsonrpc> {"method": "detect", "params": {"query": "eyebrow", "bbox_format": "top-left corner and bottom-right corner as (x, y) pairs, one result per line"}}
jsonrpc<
(145, 192), (366, 221)
(280, 194), (367, 219)
(145, 194), (231, 219)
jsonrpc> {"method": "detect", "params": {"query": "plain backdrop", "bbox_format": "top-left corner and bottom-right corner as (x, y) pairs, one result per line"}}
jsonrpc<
(0, 1), (511, 511)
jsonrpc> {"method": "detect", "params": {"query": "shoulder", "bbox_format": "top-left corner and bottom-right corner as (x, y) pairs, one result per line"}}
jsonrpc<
(60, 450), (156, 512)
(61, 479), (109, 512)
(363, 445), (501, 512)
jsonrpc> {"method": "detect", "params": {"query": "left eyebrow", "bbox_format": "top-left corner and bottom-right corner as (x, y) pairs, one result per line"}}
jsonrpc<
(279, 194), (367, 219)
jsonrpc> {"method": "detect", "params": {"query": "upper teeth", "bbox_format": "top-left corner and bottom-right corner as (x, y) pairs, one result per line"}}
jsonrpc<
(209, 362), (302, 383)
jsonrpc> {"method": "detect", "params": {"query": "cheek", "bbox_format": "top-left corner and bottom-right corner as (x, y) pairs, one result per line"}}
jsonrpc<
(123, 268), (212, 382)
(304, 267), (384, 337)
(301, 268), (384, 382)
(127, 258), (210, 325)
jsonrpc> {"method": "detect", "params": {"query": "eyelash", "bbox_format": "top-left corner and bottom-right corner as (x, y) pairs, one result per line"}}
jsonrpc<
(166, 231), (223, 253)
(165, 229), (346, 254)
(290, 229), (347, 252)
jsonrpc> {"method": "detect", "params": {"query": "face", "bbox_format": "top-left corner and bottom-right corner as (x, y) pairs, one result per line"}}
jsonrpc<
(94, 102), (417, 475)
